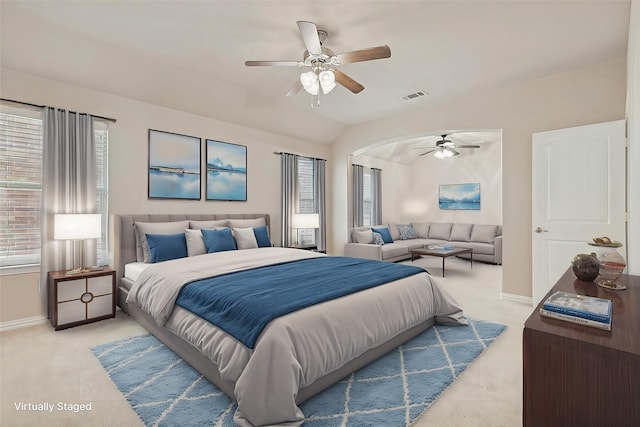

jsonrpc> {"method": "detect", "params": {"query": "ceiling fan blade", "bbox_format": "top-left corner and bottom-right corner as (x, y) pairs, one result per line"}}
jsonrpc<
(297, 21), (322, 55)
(335, 45), (391, 64)
(412, 146), (435, 149)
(419, 149), (436, 156)
(456, 145), (481, 148)
(334, 69), (364, 94)
(286, 80), (303, 96)
(451, 148), (461, 156)
(245, 60), (303, 67)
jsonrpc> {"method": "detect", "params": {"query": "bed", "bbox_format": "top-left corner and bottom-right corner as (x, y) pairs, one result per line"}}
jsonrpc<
(113, 213), (466, 426)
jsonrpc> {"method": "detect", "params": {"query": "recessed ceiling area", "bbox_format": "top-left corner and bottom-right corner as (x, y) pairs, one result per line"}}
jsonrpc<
(354, 130), (502, 165)
(0, 1), (630, 145)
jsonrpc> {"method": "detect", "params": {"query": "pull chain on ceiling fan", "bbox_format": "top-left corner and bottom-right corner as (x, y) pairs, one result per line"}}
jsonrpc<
(245, 21), (391, 106)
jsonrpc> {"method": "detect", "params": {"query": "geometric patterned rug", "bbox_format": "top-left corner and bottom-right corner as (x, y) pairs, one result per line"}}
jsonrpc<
(91, 319), (505, 426)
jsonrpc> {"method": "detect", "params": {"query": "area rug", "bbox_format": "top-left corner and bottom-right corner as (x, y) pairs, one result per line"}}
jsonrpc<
(92, 319), (505, 426)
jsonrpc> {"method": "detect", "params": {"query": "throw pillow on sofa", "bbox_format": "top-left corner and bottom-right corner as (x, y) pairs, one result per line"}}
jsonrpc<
(372, 232), (385, 245)
(396, 224), (417, 240)
(372, 227), (394, 244)
(428, 223), (453, 240)
(354, 229), (374, 244)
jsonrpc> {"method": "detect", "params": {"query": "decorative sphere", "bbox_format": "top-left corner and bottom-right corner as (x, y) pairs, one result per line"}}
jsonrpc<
(571, 253), (600, 281)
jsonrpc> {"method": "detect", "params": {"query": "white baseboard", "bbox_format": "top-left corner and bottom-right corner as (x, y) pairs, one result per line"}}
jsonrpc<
(0, 315), (47, 332)
(500, 292), (533, 306)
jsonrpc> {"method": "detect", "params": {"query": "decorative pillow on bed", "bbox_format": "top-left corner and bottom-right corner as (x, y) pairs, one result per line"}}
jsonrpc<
(372, 232), (385, 245)
(201, 228), (237, 253)
(253, 225), (272, 247)
(145, 233), (188, 263)
(135, 220), (190, 263)
(371, 227), (393, 244)
(189, 219), (229, 230)
(233, 227), (258, 249)
(396, 223), (417, 240)
(184, 229), (207, 257)
(228, 218), (266, 228)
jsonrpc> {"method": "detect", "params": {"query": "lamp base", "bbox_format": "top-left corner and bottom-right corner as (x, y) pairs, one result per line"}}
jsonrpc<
(65, 266), (103, 276)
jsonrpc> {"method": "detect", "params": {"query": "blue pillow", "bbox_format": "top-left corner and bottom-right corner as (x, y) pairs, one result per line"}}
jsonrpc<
(145, 233), (188, 263)
(253, 226), (271, 248)
(201, 228), (237, 253)
(372, 227), (393, 244)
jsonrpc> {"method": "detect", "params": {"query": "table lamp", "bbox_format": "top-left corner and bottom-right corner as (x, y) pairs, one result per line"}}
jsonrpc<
(54, 213), (101, 274)
(291, 213), (319, 247)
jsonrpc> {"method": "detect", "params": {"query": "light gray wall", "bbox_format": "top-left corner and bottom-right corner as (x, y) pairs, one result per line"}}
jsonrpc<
(627, 0), (639, 274)
(331, 58), (627, 300)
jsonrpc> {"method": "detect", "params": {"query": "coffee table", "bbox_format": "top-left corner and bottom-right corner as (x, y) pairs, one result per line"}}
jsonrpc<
(410, 246), (473, 277)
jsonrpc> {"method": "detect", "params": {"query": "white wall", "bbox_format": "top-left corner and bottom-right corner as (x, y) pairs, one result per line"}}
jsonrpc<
(627, 0), (640, 274)
(331, 58), (627, 300)
(0, 68), (330, 323)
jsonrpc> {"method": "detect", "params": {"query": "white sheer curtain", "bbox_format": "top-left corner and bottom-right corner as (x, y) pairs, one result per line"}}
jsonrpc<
(40, 108), (96, 301)
(281, 153), (298, 247)
(371, 167), (382, 226)
(314, 158), (327, 252)
(352, 164), (364, 227)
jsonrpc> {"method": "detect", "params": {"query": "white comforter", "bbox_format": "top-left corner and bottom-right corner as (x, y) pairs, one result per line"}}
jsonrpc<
(126, 247), (466, 426)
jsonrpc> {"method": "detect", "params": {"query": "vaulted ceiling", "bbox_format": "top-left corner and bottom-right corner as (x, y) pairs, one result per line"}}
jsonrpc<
(0, 1), (630, 147)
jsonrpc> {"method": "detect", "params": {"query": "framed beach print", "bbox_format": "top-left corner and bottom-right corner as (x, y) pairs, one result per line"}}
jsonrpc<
(148, 129), (201, 200)
(439, 183), (480, 210)
(206, 139), (247, 201)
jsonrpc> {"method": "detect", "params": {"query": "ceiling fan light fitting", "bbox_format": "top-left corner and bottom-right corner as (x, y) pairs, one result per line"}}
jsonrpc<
(434, 147), (454, 160)
(319, 70), (336, 94)
(300, 71), (319, 95)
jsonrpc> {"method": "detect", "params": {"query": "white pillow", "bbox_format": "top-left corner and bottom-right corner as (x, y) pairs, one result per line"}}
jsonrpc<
(189, 219), (229, 230)
(135, 221), (190, 263)
(233, 227), (258, 249)
(184, 229), (206, 257)
(228, 218), (266, 228)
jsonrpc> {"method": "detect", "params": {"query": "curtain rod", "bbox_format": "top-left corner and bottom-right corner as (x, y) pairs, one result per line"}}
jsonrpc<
(352, 163), (382, 171)
(1, 98), (117, 123)
(273, 151), (327, 162)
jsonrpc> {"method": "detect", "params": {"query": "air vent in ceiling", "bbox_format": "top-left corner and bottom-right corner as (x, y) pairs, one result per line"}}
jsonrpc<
(402, 90), (428, 101)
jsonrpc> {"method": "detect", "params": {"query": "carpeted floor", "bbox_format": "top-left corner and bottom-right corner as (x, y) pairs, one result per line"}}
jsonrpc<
(1, 257), (533, 426)
(92, 319), (505, 426)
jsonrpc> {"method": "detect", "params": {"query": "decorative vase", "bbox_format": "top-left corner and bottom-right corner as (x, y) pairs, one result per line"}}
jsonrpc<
(589, 242), (627, 290)
(571, 253), (600, 281)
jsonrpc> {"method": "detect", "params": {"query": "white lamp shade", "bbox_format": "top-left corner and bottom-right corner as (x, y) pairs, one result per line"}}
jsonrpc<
(319, 70), (336, 94)
(300, 71), (319, 95)
(292, 213), (320, 229)
(54, 214), (102, 240)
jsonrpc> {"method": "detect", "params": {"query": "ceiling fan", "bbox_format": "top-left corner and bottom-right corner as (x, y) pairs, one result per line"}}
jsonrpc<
(245, 21), (391, 97)
(417, 135), (481, 159)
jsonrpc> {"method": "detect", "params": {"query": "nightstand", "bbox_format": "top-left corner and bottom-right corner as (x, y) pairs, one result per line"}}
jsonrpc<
(48, 267), (116, 330)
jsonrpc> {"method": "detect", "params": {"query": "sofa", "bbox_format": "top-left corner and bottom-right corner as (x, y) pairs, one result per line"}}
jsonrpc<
(345, 222), (502, 264)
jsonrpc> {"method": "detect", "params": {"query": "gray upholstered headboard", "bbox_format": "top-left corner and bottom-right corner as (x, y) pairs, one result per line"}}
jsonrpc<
(111, 213), (270, 287)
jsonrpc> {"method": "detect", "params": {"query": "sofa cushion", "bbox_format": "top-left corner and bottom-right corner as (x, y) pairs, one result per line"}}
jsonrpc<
(372, 227), (394, 244)
(354, 229), (374, 244)
(450, 223), (473, 242)
(471, 225), (498, 243)
(389, 224), (401, 241)
(428, 223), (452, 240)
(396, 223), (417, 240)
(412, 222), (430, 238)
(454, 241), (495, 255)
(380, 243), (409, 259)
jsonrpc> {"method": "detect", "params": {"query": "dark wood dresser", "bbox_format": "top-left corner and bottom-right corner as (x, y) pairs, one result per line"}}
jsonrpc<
(523, 268), (640, 427)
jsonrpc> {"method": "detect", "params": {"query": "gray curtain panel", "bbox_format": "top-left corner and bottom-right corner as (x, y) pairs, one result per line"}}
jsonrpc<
(371, 168), (382, 226)
(352, 164), (364, 228)
(314, 158), (327, 252)
(40, 108), (96, 293)
(281, 153), (298, 248)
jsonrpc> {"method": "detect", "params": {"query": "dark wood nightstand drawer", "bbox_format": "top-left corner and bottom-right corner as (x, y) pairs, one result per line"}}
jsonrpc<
(48, 268), (116, 330)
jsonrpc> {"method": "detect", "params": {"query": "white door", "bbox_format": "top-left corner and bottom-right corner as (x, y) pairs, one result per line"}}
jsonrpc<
(532, 120), (626, 306)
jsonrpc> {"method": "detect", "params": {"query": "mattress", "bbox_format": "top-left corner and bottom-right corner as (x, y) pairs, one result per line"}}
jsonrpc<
(123, 261), (150, 284)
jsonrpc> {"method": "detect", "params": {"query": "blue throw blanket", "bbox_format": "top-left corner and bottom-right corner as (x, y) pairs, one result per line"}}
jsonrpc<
(175, 256), (425, 349)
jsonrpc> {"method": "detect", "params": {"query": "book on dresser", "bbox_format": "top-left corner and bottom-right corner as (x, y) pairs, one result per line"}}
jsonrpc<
(539, 291), (612, 331)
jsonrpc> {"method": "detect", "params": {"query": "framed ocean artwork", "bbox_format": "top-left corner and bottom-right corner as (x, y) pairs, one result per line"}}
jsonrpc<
(206, 139), (247, 201)
(439, 183), (480, 210)
(148, 129), (201, 200)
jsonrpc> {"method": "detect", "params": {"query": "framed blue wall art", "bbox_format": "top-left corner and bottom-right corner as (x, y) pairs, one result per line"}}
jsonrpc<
(439, 183), (480, 210)
(148, 129), (201, 200)
(206, 139), (247, 201)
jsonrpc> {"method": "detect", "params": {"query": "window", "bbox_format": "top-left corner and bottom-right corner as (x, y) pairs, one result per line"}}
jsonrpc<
(296, 156), (316, 246)
(362, 168), (372, 226)
(0, 105), (109, 269)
